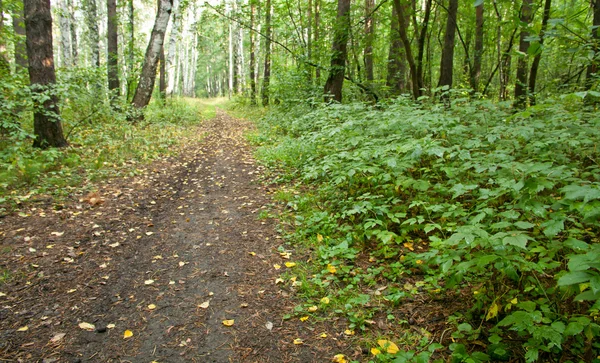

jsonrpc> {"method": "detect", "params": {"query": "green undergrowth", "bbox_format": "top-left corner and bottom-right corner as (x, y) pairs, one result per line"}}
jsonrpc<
(253, 94), (600, 363)
(0, 74), (208, 212)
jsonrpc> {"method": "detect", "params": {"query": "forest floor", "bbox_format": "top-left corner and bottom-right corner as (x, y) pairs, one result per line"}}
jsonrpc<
(0, 109), (354, 362)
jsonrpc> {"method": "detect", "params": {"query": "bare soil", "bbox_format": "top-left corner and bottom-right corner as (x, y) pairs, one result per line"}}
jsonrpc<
(0, 110), (354, 363)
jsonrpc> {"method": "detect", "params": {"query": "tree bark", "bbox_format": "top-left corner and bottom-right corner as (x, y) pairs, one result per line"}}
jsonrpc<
(314, 0), (320, 81)
(24, 0), (68, 148)
(363, 0), (374, 82)
(438, 0), (458, 97)
(386, 4), (407, 94)
(126, 0), (135, 100)
(166, 0), (182, 96)
(323, 0), (351, 102)
(0, 0), (9, 75)
(586, 0), (600, 89)
(528, 0), (551, 105)
(416, 0), (432, 94)
(107, 0), (120, 97)
(67, 0), (78, 65)
(57, 0), (72, 67)
(514, 0), (533, 109)
(307, 0), (312, 82)
(471, 1), (484, 93)
(392, 0), (420, 99)
(84, 0), (100, 68)
(131, 0), (173, 109)
(159, 45), (166, 99)
(249, 0), (257, 104)
(262, 0), (272, 105)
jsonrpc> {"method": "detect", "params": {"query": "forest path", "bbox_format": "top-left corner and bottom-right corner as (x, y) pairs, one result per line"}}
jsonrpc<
(0, 109), (340, 362)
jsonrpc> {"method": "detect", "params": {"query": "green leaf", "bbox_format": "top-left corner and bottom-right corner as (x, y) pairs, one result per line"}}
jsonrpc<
(514, 221), (535, 229)
(564, 322), (585, 336)
(473, 0), (483, 7)
(541, 218), (564, 237)
(502, 233), (528, 249)
(557, 271), (592, 286)
(574, 289), (600, 301)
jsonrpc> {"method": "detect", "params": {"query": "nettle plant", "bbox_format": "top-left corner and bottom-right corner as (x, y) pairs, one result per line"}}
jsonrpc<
(258, 96), (600, 361)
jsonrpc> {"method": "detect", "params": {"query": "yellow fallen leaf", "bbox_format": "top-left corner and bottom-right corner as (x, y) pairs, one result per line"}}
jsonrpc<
(148, 304), (156, 310)
(327, 264), (337, 274)
(332, 354), (347, 363)
(321, 297), (330, 304)
(107, 324), (116, 329)
(293, 338), (303, 345)
(123, 330), (133, 339)
(249, 252), (256, 256)
(403, 242), (414, 251)
(344, 329), (355, 336)
(415, 259), (424, 265)
(178, 261), (185, 267)
(275, 278), (284, 284)
(198, 301), (210, 309)
(280, 252), (291, 259)
(152, 255), (163, 260)
(320, 332), (328, 338)
(486, 302), (500, 321)
(285, 262), (296, 268)
(317, 234), (323, 243)
(222, 319), (234, 327)
(17, 326), (28, 332)
(510, 297), (518, 304)
(46, 244), (55, 249)
(78, 322), (95, 331)
(144, 279), (154, 285)
(67, 289), (77, 293)
(50, 332), (66, 343)
(371, 347), (382, 356)
(377, 339), (399, 354)
(300, 316), (309, 322)
(308, 306), (318, 312)
(273, 264), (281, 270)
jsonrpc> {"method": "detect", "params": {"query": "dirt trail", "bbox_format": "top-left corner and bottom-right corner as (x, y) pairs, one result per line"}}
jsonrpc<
(0, 110), (344, 362)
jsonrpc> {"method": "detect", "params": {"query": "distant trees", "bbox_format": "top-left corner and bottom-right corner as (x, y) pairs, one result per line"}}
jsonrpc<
(323, 0), (350, 102)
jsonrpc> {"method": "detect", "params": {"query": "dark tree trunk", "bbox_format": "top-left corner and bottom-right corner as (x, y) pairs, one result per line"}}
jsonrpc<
(13, 7), (28, 70)
(262, 0), (272, 106)
(586, 0), (600, 89)
(249, 0), (257, 105)
(85, 0), (100, 68)
(514, 0), (533, 109)
(438, 0), (458, 97)
(323, 0), (351, 102)
(387, 4), (407, 94)
(132, 0), (173, 109)
(107, 0), (120, 98)
(364, 0), (374, 82)
(528, 0), (551, 105)
(393, 0), (420, 99)
(416, 0), (432, 93)
(159, 45), (166, 99)
(24, 0), (68, 148)
(471, 1), (484, 93)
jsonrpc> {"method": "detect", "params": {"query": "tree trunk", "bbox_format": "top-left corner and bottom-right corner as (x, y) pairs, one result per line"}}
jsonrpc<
(323, 0), (351, 102)
(67, 0), (78, 65)
(24, 0), (68, 148)
(363, 0), (374, 82)
(131, 0), (173, 109)
(438, 0), (458, 98)
(126, 0), (135, 100)
(262, 0), (272, 106)
(0, 0), (9, 75)
(471, 1), (484, 93)
(57, 0), (72, 67)
(416, 0), (432, 93)
(514, 0), (533, 109)
(13, 7), (28, 70)
(107, 0), (120, 98)
(307, 0), (312, 82)
(386, 4), (407, 94)
(84, 0), (100, 68)
(249, 0), (257, 105)
(159, 45), (166, 99)
(314, 0), (320, 81)
(528, 0), (551, 105)
(586, 0), (600, 89)
(166, 0), (182, 96)
(393, 0), (420, 99)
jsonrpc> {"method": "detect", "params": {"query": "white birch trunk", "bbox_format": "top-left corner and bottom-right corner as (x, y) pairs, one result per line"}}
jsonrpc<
(57, 0), (72, 67)
(166, 0), (182, 96)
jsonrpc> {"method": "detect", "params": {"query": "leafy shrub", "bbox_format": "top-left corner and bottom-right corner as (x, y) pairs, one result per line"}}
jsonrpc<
(256, 96), (600, 362)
